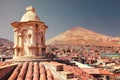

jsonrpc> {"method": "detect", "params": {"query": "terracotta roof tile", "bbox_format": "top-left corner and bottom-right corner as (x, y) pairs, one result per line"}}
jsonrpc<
(8, 63), (22, 80)
(17, 62), (29, 80)
(8, 62), (53, 80)
(81, 68), (100, 74)
(99, 69), (112, 75)
(46, 69), (53, 80)
(8, 62), (81, 80)
(49, 61), (95, 80)
(33, 62), (39, 80)
(25, 62), (33, 80)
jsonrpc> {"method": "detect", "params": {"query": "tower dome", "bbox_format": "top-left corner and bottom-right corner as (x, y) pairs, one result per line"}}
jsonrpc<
(20, 6), (40, 22)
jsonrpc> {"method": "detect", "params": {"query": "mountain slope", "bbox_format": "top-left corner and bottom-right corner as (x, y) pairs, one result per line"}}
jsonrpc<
(46, 27), (120, 46)
(0, 38), (13, 55)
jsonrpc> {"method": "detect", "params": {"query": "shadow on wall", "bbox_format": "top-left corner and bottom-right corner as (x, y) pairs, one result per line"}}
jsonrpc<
(0, 64), (17, 80)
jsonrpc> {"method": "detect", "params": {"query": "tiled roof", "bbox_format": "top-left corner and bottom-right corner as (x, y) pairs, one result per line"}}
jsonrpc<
(81, 68), (100, 74)
(99, 69), (113, 75)
(8, 62), (54, 80)
(8, 62), (79, 80)
(48, 61), (95, 80)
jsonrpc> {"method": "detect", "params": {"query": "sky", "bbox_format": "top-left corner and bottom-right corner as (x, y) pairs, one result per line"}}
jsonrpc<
(0, 0), (120, 41)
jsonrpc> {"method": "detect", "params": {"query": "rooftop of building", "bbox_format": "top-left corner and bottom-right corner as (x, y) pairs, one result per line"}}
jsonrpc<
(0, 61), (81, 80)
(0, 61), (98, 80)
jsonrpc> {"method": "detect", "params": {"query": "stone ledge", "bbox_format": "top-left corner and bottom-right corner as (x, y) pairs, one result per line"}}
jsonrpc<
(13, 56), (47, 59)
(43, 62), (77, 80)
(68, 78), (81, 80)
(6, 56), (52, 63)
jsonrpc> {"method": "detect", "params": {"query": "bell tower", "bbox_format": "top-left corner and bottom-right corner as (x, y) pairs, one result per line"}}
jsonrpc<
(11, 6), (48, 62)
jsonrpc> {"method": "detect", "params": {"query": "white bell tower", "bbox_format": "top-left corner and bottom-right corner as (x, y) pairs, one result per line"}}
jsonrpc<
(11, 6), (49, 62)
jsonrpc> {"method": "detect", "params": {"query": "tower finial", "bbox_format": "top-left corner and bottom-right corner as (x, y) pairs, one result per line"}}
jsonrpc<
(26, 6), (35, 12)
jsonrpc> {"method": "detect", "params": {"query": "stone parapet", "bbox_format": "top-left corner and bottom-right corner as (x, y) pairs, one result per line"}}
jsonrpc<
(43, 62), (80, 80)
(7, 56), (52, 63)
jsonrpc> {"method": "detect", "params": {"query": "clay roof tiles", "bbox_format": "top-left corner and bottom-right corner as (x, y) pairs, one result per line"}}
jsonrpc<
(8, 62), (54, 80)
(8, 62), (79, 80)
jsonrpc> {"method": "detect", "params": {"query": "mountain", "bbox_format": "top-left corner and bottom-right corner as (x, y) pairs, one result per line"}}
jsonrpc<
(46, 27), (120, 46)
(0, 38), (13, 56)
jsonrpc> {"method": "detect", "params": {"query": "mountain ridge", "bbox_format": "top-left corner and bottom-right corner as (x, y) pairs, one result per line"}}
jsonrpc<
(46, 26), (120, 46)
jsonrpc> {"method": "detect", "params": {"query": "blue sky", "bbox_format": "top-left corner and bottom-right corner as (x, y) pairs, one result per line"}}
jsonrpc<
(0, 0), (120, 41)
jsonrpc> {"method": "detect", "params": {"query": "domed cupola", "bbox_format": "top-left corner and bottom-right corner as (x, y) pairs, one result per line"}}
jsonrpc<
(20, 6), (40, 22)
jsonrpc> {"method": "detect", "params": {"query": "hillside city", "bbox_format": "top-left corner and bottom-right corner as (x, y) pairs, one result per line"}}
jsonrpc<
(0, 6), (120, 80)
(0, 27), (120, 80)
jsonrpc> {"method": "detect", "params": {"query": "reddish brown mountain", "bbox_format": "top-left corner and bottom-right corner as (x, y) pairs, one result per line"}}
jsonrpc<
(0, 38), (13, 56)
(46, 27), (120, 46)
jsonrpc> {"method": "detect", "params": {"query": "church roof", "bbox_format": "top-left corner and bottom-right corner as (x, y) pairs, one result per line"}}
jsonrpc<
(7, 62), (80, 80)
(20, 6), (40, 22)
(0, 61), (97, 80)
